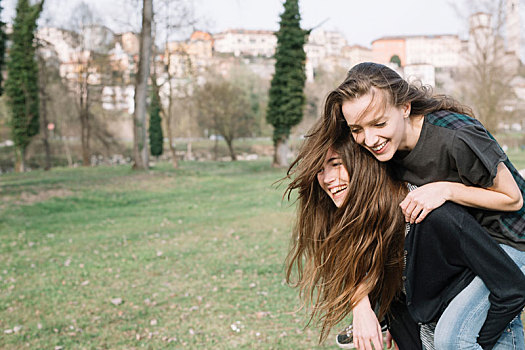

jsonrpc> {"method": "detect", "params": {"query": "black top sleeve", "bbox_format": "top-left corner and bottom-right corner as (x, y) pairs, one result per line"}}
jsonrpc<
(452, 125), (507, 188)
(455, 207), (525, 349)
(406, 202), (525, 349)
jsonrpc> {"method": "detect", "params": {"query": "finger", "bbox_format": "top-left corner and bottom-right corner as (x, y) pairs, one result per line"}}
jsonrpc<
(409, 205), (424, 224)
(386, 331), (392, 348)
(371, 336), (382, 350)
(355, 337), (368, 350)
(403, 202), (417, 222)
(363, 338), (373, 350)
(376, 323), (383, 348)
(395, 341), (399, 350)
(415, 208), (431, 223)
(399, 197), (409, 211)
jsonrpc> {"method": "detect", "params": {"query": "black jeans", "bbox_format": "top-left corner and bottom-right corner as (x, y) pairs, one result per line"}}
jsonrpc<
(386, 294), (422, 350)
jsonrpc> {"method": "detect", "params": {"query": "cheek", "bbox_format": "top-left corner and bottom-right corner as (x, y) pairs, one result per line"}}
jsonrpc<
(317, 173), (323, 187)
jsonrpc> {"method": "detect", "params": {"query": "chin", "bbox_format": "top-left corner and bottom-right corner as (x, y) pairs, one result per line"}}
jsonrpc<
(373, 151), (394, 162)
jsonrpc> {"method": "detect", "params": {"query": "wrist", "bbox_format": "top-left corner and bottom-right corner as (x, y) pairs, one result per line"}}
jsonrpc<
(354, 295), (371, 311)
(441, 181), (454, 201)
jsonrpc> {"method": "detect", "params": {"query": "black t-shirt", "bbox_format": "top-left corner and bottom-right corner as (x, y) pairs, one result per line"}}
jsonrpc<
(391, 110), (525, 251)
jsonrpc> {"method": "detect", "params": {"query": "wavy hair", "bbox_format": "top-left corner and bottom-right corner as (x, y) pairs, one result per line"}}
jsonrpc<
(285, 113), (407, 342)
(330, 62), (473, 125)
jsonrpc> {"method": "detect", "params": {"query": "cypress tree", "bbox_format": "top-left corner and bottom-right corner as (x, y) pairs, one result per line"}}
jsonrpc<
(5, 0), (44, 172)
(148, 89), (163, 157)
(0, 2), (7, 96)
(266, 0), (308, 167)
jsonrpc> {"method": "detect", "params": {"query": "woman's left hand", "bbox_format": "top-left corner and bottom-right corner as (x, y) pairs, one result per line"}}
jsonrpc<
(399, 182), (450, 223)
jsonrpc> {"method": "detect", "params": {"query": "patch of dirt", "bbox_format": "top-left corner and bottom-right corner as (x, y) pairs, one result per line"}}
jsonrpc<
(3, 188), (74, 206)
(250, 144), (274, 157)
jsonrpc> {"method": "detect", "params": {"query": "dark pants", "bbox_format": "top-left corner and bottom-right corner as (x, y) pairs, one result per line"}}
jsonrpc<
(386, 294), (422, 350)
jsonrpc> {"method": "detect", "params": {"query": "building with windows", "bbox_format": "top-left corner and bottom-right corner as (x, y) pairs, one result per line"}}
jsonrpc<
(371, 34), (462, 69)
(213, 29), (276, 57)
(371, 36), (407, 66)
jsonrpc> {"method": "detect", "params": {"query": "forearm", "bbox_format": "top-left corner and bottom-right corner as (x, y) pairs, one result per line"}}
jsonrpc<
(444, 181), (522, 211)
(448, 162), (523, 211)
(478, 300), (525, 349)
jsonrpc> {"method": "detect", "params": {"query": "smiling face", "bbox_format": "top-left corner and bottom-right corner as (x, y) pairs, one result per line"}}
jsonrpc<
(317, 148), (349, 208)
(342, 88), (411, 162)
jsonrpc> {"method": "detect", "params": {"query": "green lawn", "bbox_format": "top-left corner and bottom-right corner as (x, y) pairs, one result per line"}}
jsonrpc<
(0, 159), (334, 349)
(2, 154), (525, 349)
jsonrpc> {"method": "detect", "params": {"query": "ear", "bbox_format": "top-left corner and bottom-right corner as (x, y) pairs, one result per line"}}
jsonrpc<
(402, 102), (411, 118)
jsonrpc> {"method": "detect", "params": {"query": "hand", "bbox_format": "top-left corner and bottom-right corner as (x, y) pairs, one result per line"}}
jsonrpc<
(399, 182), (451, 223)
(352, 296), (383, 350)
(386, 330), (399, 350)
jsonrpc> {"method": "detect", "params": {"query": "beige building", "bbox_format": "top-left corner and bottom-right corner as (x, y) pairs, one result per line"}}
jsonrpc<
(165, 31), (214, 78)
(213, 29), (276, 57)
(403, 64), (436, 87)
(307, 29), (348, 57)
(372, 35), (462, 69)
(343, 45), (375, 68)
(405, 35), (462, 68)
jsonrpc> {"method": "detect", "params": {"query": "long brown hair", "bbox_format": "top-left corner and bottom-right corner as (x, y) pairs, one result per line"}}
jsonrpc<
(330, 62), (473, 124)
(285, 114), (407, 342)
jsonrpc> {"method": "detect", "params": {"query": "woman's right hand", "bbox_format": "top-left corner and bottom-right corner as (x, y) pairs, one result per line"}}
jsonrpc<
(352, 295), (383, 350)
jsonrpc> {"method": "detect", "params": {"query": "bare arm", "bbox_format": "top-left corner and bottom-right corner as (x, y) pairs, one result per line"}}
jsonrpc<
(400, 163), (523, 223)
(352, 287), (383, 350)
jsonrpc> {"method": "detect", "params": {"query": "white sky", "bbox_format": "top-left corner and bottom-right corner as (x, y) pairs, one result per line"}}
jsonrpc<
(0, 0), (500, 47)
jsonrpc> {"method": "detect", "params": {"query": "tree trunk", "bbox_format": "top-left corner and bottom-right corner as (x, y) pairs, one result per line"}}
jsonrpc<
(185, 141), (192, 161)
(41, 106), (51, 170)
(132, 0), (153, 170)
(273, 137), (289, 167)
(63, 137), (73, 167)
(38, 55), (52, 171)
(78, 62), (90, 166)
(213, 135), (218, 161)
(165, 92), (178, 168)
(14, 147), (25, 172)
(226, 139), (237, 161)
(80, 107), (90, 166)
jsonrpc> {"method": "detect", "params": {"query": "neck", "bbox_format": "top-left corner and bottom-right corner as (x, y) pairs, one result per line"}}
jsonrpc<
(401, 114), (424, 151)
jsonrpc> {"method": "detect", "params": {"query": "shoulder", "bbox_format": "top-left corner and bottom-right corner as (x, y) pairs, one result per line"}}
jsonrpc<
(426, 110), (483, 130)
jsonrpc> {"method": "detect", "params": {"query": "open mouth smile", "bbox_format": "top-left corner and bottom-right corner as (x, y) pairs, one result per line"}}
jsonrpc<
(371, 141), (387, 153)
(330, 185), (348, 196)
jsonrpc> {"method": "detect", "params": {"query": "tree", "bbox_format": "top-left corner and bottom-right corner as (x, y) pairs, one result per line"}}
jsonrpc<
(154, 0), (197, 168)
(0, 2), (7, 95)
(37, 44), (52, 170)
(390, 54), (401, 67)
(455, 0), (519, 133)
(193, 71), (256, 161)
(5, 0), (44, 172)
(148, 88), (163, 157)
(266, 0), (308, 167)
(61, 2), (115, 166)
(132, 0), (153, 170)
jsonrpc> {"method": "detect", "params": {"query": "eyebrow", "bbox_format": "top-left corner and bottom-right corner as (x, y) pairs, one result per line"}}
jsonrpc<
(349, 115), (385, 128)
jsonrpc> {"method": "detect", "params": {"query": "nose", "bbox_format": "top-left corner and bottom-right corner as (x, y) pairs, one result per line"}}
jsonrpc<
(363, 128), (378, 147)
(323, 166), (337, 185)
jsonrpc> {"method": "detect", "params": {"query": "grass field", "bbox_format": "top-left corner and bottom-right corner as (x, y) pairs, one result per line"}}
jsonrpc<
(0, 159), (337, 349)
(2, 153), (525, 349)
